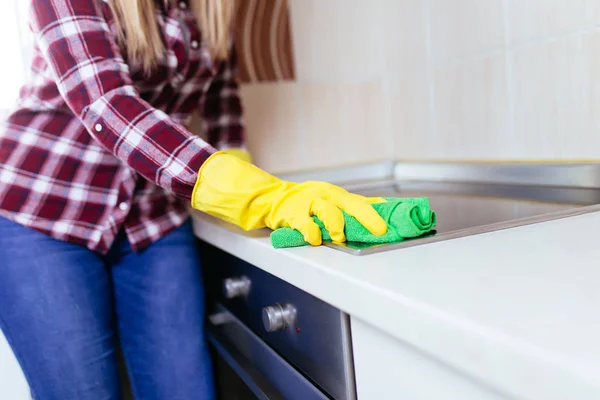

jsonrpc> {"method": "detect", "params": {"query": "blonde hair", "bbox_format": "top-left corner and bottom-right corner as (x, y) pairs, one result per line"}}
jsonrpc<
(108, 0), (235, 74)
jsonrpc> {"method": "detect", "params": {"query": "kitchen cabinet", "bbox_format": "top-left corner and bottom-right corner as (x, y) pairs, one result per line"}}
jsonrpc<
(351, 318), (507, 399)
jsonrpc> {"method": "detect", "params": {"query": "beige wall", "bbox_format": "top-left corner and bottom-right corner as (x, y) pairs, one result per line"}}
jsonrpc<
(239, 0), (600, 174)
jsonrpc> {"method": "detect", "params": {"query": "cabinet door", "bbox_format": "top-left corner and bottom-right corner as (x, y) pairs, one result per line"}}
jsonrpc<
(351, 318), (509, 400)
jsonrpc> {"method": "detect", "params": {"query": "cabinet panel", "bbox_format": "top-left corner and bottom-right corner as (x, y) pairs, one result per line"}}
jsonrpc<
(351, 318), (511, 400)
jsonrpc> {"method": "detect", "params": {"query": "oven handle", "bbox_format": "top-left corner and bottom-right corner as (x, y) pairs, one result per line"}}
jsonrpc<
(206, 304), (329, 400)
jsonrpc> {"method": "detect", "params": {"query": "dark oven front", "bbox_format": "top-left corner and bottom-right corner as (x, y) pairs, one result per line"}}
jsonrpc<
(199, 241), (357, 400)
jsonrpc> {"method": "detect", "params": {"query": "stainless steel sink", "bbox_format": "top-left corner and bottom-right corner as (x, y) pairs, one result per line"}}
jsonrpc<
(327, 185), (599, 255)
(279, 162), (600, 256)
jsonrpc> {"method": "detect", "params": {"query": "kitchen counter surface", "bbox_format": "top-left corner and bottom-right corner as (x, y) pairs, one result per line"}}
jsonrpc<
(191, 207), (600, 400)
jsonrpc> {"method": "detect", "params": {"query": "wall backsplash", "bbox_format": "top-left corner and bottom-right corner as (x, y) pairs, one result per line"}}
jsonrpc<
(229, 0), (600, 173)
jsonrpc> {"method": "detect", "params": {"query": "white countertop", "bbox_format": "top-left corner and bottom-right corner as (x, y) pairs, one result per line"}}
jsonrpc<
(191, 209), (600, 400)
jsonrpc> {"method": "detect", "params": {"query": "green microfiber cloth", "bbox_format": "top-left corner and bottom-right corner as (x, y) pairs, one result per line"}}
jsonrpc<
(270, 197), (436, 249)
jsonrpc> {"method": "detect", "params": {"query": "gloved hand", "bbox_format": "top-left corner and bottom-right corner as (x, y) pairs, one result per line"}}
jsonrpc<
(222, 148), (252, 163)
(191, 152), (387, 245)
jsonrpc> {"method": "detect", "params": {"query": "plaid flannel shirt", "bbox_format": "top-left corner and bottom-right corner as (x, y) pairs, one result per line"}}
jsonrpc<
(0, 0), (246, 254)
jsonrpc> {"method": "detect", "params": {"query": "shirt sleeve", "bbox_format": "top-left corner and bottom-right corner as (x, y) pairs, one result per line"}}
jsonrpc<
(30, 0), (214, 200)
(198, 45), (247, 150)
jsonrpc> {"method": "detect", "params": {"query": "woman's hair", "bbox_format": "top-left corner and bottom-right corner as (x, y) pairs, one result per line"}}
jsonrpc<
(108, 0), (235, 74)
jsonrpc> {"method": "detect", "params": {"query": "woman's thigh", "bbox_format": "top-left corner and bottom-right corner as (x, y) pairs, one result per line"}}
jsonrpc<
(111, 220), (214, 400)
(0, 217), (120, 400)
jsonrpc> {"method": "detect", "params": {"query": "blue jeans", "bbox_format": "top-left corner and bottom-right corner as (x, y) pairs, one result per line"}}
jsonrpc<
(0, 217), (214, 400)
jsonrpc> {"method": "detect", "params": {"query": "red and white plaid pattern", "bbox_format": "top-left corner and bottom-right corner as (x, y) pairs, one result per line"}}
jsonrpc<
(0, 0), (246, 253)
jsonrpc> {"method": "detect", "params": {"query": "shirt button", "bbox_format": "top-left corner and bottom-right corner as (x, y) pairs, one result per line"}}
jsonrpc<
(94, 123), (103, 132)
(118, 202), (128, 211)
(191, 40), (199, 49)
(179, 1), (187, 9)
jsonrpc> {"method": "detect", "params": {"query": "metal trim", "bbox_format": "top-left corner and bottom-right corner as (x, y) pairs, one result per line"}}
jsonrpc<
(278, 161), (396, 186)
(340, 313), (358, 400)
(394, 162), (600, 189)
(277, 161), (600, 190)
(360, 181), (600, 205)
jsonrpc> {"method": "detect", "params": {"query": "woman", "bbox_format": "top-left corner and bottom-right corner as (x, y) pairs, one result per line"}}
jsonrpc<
(0, 0), (387, 398)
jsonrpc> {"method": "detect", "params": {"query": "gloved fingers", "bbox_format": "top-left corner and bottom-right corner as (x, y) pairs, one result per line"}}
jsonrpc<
(332, 193), (387, 236)
(290, 215), (323, 246)
(310, 198), (346, 243)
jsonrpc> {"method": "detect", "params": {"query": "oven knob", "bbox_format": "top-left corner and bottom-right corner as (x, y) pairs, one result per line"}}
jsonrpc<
(223, 276), (251, 299)
(262, 303), (297, 332)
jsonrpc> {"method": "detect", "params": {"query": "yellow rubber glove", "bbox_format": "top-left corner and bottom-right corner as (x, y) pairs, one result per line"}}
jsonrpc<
(222, 148), (252, 164)
(191, 152), (387, 245)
